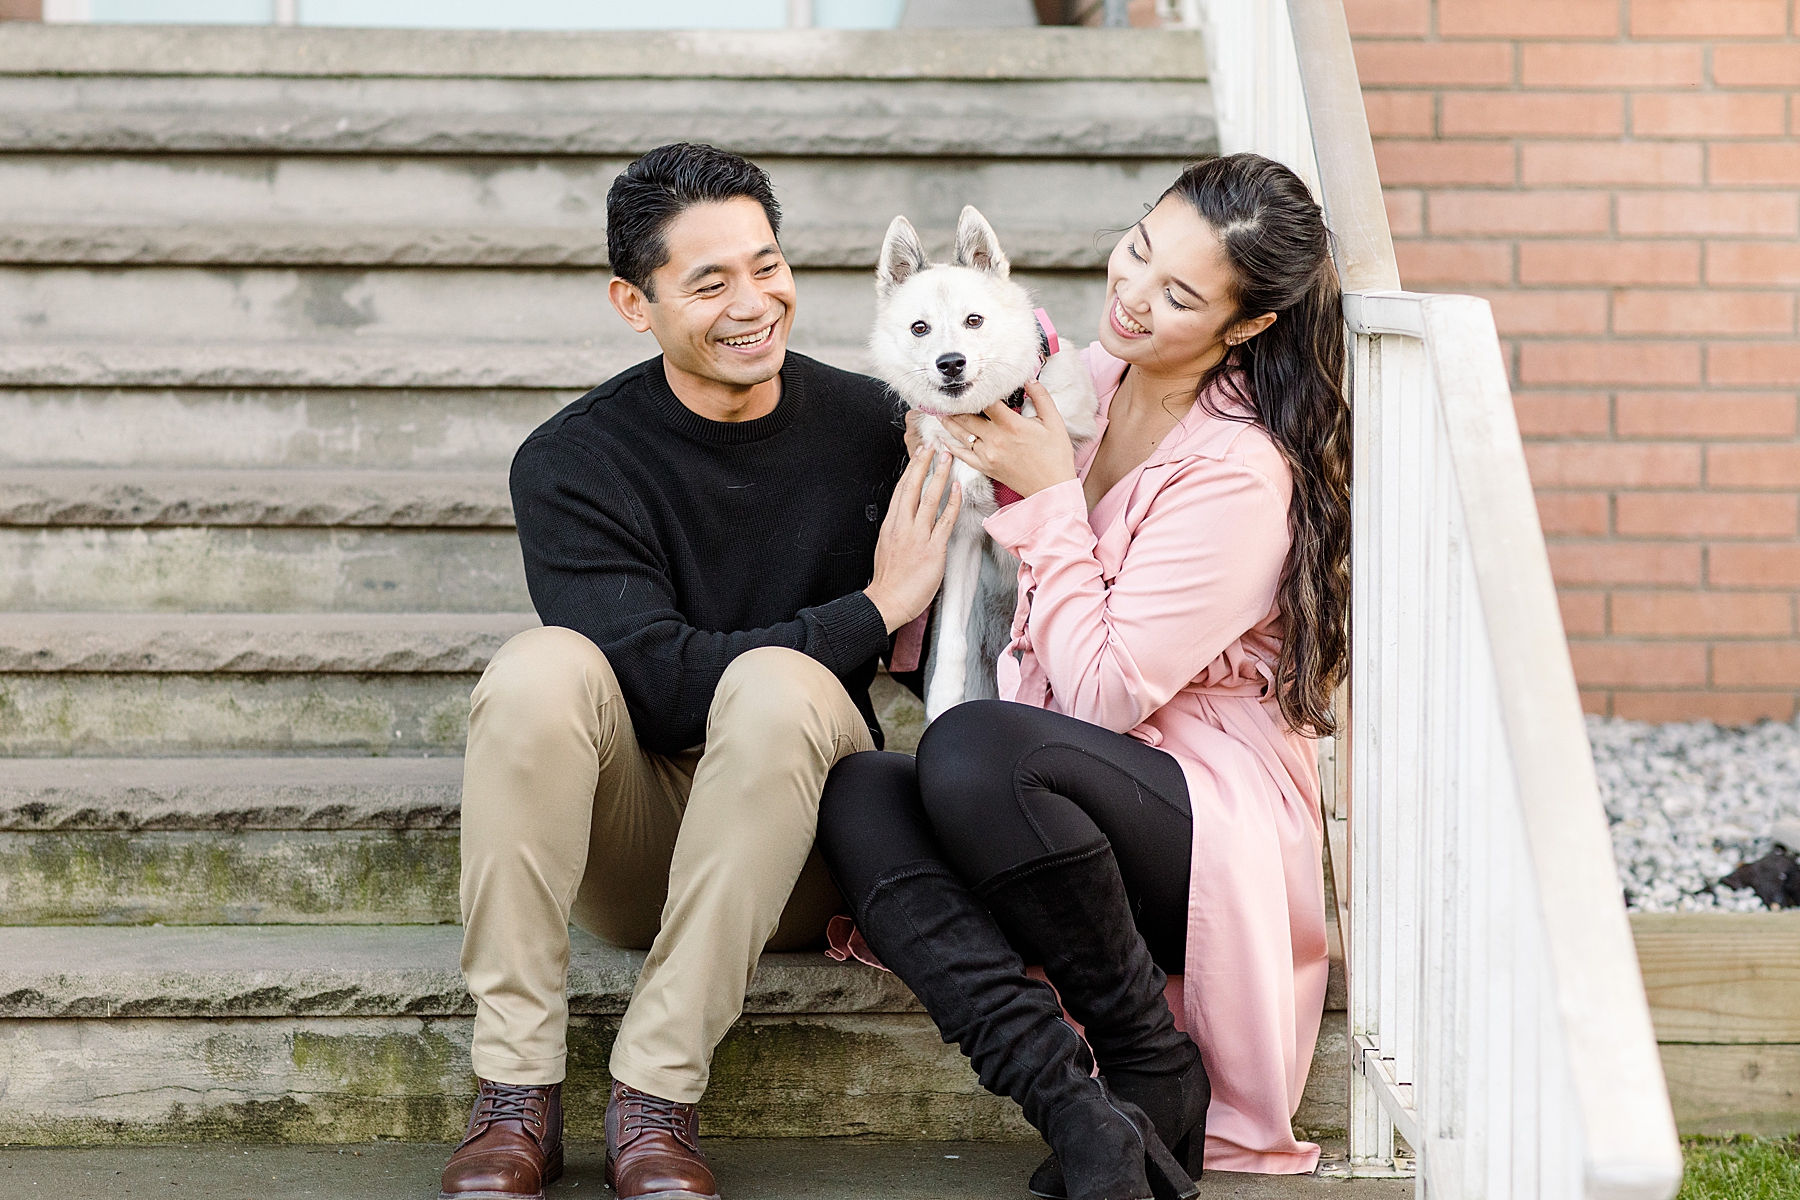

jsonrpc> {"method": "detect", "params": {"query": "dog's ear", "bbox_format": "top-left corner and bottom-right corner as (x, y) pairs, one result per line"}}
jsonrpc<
(952, 206), (1010, 278)
(878, 215), (930, 296)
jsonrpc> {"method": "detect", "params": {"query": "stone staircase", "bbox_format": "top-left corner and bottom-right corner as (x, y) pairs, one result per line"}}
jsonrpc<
(0, 20), (1351, 1147)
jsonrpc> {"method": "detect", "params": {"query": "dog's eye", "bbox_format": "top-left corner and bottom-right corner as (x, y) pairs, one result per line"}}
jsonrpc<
(964, 314), (984, 328)
(911, 321), (930, 337)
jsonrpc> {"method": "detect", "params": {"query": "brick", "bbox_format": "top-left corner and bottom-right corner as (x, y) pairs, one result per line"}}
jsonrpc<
(1363, 92), (1435, 138)
(1438, 0), (1619, 36)
(1713, 45), (1800, 88)
(1714, 643), (1800, 687)
(1547, 541), (1701, 585)
(1520, 341), (1702, 386)
(1476, 290), (1607, 336)
(1521, 141), (1702, 187)
(1525, 442), (1700, 487)
(1630, 0), (1789, 37)
(1613, 290), (1795, 336)
(1385, 189), (1423, 236)
(1521, 43), (1705, 89)
(1612, 591), (1794, 636)
(1354, 41), (1515, 87)
(1612, 691), (1797, 723)
(1616, 393), (1797, 438)
(1442, 93), (1624, 137)
(1711, 544), (1800, 587)
(1514, 391), (1611, 435)
(1708, 241), (1800, 287)
(1711, 343), (1800, 387)
(1632, 94), (1787, 138)
(1374, 140), (1516, 186)
(1711, 144), (1800, 188)
(1558, 589), (1609, 634)
(1429, 191), (1611, 236)
(1537, 491), (1612, 535)
(1396, 240), (1513, 286)
(1580, 688), (1613, 716)
(1618, 193), (1799, 237)
(1343, 0), (1429, 36)
(1520, 241), (1700, 286)
(1568, 641), (1708, 686)
(1616, 492), (1798, 537)
(1709, 444), (1800, 489)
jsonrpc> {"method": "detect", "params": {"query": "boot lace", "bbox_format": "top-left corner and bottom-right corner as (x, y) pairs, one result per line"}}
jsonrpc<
(470, 1082), (546, 1137)
(619, 1087), (697, 1148)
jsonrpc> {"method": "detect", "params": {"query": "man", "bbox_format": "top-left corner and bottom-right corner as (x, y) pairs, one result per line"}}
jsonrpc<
(439, 142), (960, 1200)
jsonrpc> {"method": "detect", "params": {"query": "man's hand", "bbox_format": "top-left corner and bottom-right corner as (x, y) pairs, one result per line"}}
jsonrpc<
(903, 408), (928, 458)
(865, 448), (963, 633)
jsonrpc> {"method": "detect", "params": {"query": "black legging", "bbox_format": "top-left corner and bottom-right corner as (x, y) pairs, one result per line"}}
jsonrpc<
(817, 699), (1194, 973)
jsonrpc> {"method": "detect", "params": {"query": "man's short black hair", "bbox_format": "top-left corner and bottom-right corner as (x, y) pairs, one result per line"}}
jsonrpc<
(606, 142), (783, 302)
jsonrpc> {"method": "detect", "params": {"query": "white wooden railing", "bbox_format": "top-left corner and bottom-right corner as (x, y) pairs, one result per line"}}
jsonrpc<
(1205, 3), (1686, 1196)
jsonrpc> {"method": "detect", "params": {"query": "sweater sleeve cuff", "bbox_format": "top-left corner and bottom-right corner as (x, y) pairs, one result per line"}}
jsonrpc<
(807, 590), (892, 674)
(982, 478), (1088, 552)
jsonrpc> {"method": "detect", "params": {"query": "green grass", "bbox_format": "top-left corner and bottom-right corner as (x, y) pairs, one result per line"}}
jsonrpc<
(1680, 1137), (1800, 1200)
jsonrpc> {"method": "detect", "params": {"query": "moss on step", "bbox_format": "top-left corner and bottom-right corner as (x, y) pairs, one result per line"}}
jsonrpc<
(0, 829), (460, 924)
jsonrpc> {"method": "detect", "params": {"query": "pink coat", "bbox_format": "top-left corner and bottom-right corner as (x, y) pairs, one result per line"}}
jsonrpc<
(983, 343), (1329, 1175)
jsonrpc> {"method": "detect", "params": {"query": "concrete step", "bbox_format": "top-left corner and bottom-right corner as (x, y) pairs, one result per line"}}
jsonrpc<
(0, 924), (1344, 1145)
(0, 757), (464, 924)
(0, 525), (529, 613)
(0, 28), (1212, 160)
(0, 469), (512, 528)
(0, 342), (868, 390)
(0, 387), (570, 471)
(0, 268), (1101, 364)
(0, 178), (1142, 272)
(0, 619), (925, 756)
(0, 613), (535, 756)
(0, 612), (537, 673)
(0, 755), (465, 831)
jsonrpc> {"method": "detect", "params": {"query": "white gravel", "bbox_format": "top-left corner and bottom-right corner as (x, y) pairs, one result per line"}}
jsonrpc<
(1587, 715), (1800, 913)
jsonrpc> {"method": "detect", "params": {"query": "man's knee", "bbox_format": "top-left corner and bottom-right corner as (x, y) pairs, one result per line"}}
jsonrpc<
(469, 626), (618, 755)
(707, 646), (846, 746)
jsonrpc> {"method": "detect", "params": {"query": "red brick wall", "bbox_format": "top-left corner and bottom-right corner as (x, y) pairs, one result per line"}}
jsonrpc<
(1347, 0), (1800, 724)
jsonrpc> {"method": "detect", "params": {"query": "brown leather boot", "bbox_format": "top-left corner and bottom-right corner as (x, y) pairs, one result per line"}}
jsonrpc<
(604, 1080), (721, 1200)
(438, 1079), (563, 1200)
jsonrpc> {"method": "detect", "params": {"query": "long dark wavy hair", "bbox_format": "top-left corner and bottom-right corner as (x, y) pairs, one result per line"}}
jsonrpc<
(1164, 154), (1351, 736)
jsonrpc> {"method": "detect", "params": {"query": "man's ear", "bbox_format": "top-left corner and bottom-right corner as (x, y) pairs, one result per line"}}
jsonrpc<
(952, 205), (1009, 278)
(608, 275), (654, 334)
(878, 215), (930, 297)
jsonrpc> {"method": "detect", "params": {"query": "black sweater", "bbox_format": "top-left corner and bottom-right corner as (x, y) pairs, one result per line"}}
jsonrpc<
(511, 352), (909, 755)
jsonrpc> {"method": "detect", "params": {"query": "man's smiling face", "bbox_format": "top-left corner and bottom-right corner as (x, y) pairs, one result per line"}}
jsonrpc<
(633, 197), (797, 390)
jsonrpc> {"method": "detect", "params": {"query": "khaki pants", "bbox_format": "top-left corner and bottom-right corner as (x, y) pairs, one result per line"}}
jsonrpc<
(459, 627), (875, 1103)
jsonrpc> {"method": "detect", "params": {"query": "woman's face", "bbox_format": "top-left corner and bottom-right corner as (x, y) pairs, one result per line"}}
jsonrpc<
(1098, 195), (1255, 376)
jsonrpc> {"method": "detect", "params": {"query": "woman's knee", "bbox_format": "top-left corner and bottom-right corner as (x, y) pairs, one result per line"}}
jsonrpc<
(816, 751), (932, 907)
(914, 701), (1031, 831)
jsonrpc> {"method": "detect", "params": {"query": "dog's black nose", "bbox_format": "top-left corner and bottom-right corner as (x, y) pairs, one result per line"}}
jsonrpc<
(936, 352), (966, 380)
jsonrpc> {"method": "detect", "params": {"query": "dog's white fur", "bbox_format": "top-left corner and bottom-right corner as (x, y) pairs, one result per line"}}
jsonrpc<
(870, 206), (1099, 721)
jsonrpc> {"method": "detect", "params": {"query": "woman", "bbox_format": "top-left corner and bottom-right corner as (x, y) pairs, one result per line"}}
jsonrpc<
(819, 153), (1351, 1199)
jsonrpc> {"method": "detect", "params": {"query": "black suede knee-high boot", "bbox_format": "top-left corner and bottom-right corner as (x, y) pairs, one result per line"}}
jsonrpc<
(974, 844), (1211, 1199)
(853, 858), (1198, 1200)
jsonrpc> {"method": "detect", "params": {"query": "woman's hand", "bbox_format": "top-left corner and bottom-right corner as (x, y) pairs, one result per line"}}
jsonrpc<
(939, 379), (1077, 500)
(864, 448), (963, 633)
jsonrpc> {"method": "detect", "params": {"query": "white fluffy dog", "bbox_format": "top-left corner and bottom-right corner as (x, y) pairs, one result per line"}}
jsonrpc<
(870, 205), (1099, 721)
